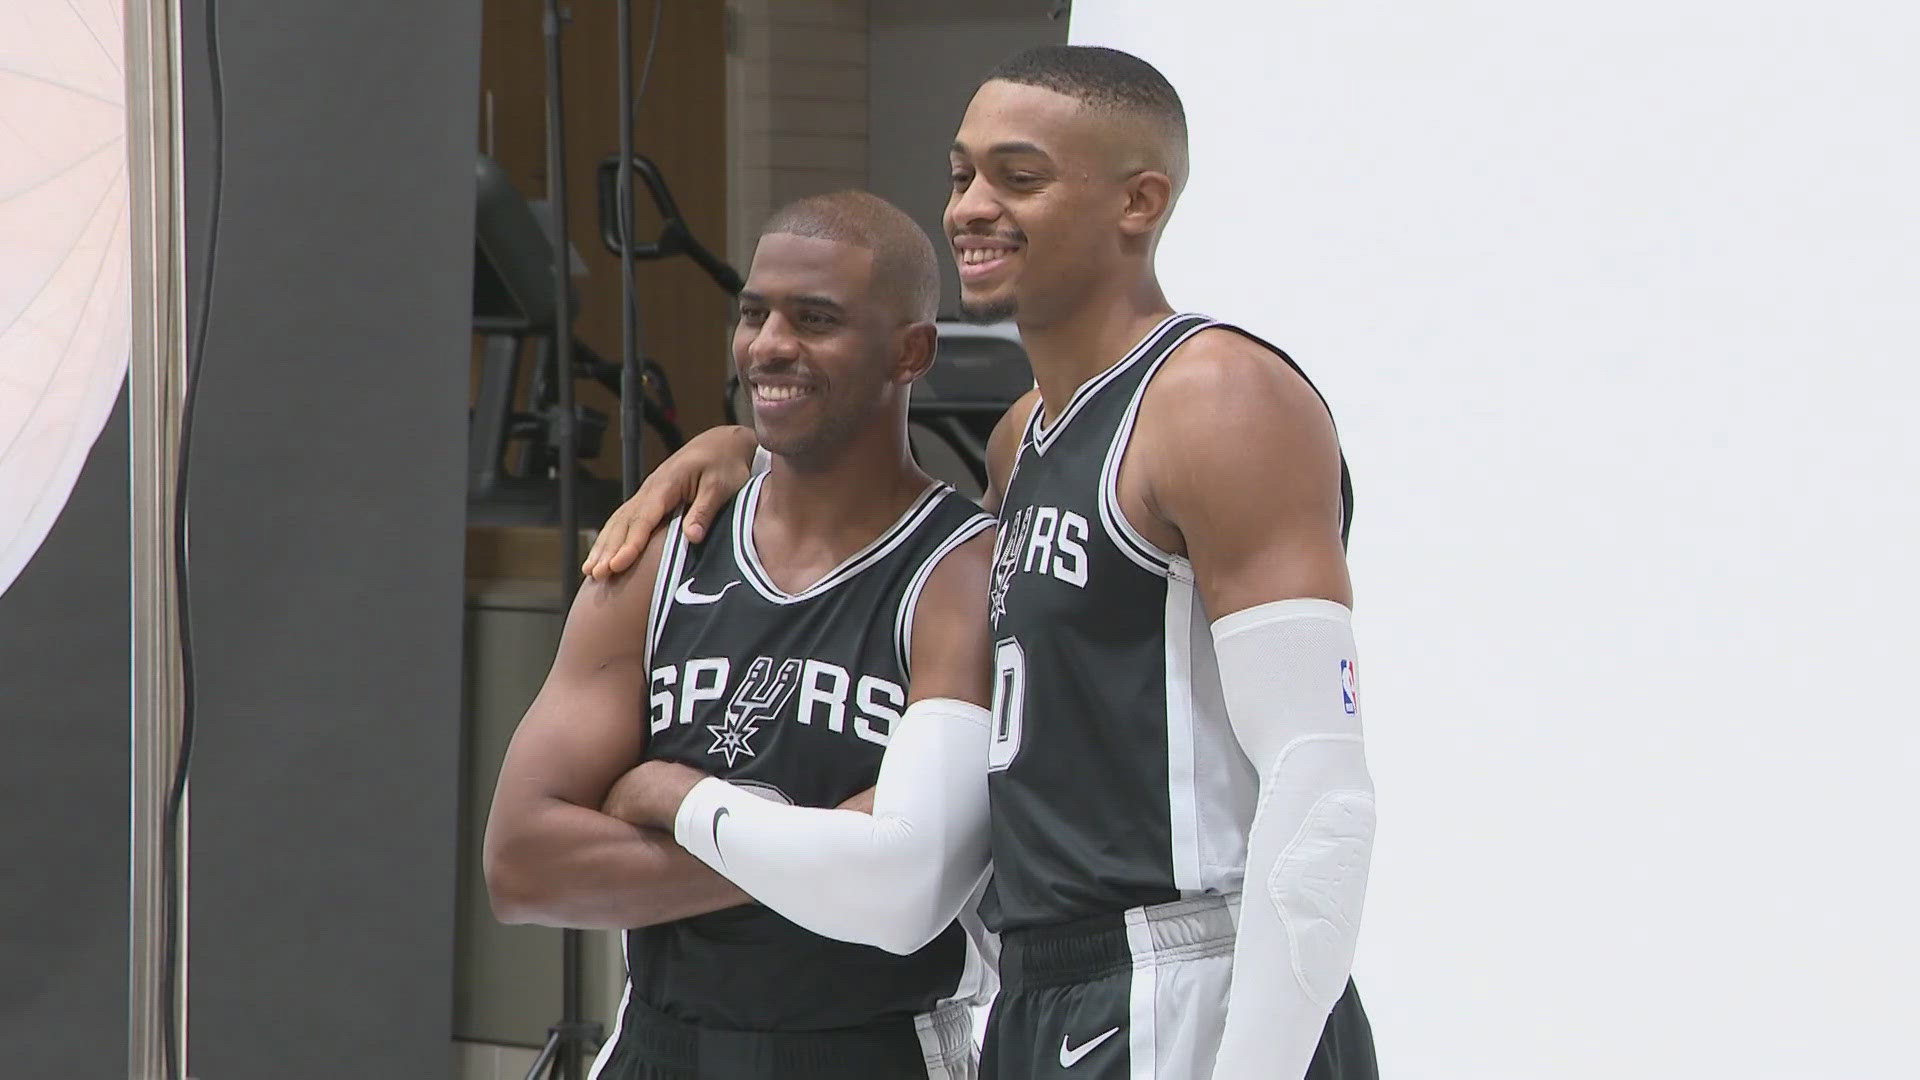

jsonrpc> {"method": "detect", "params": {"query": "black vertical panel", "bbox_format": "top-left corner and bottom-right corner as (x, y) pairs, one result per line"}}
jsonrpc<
(0, 392), (130, 1078)
(181, 1), (480, 1076)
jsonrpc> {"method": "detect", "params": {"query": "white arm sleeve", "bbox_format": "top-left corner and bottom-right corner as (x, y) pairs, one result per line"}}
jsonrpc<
(1210, 599), (1377, 1077)
(672, 696), (992, 955)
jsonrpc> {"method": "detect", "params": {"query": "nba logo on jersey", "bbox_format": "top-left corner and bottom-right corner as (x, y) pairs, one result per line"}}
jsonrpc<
(1340, 658), (1359, 715)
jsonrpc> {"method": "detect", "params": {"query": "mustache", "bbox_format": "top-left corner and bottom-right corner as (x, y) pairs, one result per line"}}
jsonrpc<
(951, 227), (1026, 244)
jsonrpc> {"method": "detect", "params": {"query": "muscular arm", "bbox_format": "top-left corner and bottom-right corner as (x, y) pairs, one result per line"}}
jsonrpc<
(1140, 331), (1350, 615)
(1137, 330), (1371, 1076)
(606, 530), (998, 955)
(482, 529), (748, 929)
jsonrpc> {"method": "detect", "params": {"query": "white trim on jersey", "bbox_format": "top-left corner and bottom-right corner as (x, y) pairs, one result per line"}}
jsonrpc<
(587, 935), (632, 1080)
(946, 875), (1001, 1024)
(1162, 581), (1203, 893)
(1094, 316), (1217, 582)
(732, 474), (951, 604)
(1026, 313), (1191, 455)
(646, 511), (691, 658)
(996, 395), (1044, 504)
(1162, 576), (1259, 899)
(893, 512), (996, 676)
(1124, 907), (1160, 1080)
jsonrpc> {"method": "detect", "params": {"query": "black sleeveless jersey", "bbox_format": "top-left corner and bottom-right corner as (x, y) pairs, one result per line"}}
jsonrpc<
(979, 314), (1353, 932)
(621, 473), (996, 1031)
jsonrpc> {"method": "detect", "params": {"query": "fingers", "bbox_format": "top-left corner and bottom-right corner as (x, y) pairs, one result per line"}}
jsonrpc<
(682, 472), (737, 545)
(582, 518), (628, 580)
(605, 527), (647, 575)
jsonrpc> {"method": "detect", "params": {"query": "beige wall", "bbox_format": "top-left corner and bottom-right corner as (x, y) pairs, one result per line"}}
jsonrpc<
(727, 0), (872, 274)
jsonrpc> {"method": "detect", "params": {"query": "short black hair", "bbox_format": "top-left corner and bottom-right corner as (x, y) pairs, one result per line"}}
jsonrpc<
(761, 191), (941, 322)
(987, 44), (1188, 165)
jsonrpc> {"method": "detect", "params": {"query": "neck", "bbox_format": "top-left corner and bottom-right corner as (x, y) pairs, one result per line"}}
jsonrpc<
(1018, 270), (1175, 424)
(759, 414), (929, 548)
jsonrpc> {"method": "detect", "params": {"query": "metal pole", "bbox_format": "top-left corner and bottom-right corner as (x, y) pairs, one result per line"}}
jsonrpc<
(617, 0), (643, 500)
(541, 4), (584, 1077)
(126, 0), (190, 1075)
(543, 0), (581, 596)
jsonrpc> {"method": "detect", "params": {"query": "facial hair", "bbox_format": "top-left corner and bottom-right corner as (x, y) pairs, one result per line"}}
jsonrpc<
(959, 293), (1017, 324)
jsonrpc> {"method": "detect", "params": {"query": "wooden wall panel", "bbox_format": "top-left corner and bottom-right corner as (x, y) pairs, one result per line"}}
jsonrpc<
(479, 0), (732, 476)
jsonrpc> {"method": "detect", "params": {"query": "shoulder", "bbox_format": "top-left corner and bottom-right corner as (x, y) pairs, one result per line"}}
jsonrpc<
(909, 521), (993, 635)
(1136, 327), (1342, 519)
(914, 505), (994, 605)
(1148, 328), (1335, 442)
(905, 525), (994, 700)
(564, 524), (676, 660)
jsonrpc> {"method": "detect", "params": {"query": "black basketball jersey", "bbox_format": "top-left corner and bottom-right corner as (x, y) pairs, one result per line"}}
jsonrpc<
(979, 313), (1353, 933)
(621, 472), (996, 1031)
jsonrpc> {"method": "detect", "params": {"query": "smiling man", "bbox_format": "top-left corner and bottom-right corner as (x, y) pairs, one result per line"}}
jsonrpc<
(485, 191), (999, 1079)
(581, 45), (1380, 1080)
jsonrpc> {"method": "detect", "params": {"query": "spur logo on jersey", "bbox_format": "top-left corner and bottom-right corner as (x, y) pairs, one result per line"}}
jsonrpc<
(988, 510), (1027, 626)
(649, 655), (908, 755)
(1340, 658), (1359, 715)
(990, 504), (1090, 626)
(707, 656), (801, 766)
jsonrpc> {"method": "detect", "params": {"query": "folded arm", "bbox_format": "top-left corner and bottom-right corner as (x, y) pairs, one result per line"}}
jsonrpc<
(605, 529), (998, 955)
(483, 530), (748, 929)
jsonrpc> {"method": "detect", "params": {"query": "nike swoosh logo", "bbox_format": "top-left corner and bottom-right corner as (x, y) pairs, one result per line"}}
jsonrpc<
(709, 806), (729, 866)
(1059, 1027), (1120, 1068)
(674, 579), (738, 606)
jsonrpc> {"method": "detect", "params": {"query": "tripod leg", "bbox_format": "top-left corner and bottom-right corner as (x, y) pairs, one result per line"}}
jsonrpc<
(524, 1028), (561, 1080)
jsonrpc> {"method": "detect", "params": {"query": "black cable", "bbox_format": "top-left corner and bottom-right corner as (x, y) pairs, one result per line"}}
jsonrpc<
(617, 0), (664, 498)
(162, 0), (222, 1076)
(635, 0), (662, 113)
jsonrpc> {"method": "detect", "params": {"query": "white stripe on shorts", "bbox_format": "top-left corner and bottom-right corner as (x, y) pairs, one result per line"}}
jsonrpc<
(1124, 894), (1240, 1079)
(914, 999), (978, 1079)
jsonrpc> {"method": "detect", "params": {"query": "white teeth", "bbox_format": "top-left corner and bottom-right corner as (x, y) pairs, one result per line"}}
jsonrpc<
(961, 247), (1014, 265)
(754, 384), (808, 403)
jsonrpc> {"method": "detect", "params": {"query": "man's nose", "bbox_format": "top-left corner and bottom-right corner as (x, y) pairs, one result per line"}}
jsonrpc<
(948, 173), (1003, 235)
(746, 311), (801, 367)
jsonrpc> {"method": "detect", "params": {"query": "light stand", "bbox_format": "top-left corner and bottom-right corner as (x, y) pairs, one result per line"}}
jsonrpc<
(525, 1), (598, 1078)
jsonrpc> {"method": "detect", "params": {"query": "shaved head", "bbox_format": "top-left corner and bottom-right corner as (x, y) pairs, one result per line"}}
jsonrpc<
(761, 191), (942, 322)
(985, 45), (1189, 194)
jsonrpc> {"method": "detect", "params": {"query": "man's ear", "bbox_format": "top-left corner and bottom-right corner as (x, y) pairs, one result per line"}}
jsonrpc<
(1119, 170), (1177, 238)
(894, 321), (939, 384)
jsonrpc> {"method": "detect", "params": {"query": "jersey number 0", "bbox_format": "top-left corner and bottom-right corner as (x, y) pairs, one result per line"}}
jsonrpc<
(988, 637), (1026, 772)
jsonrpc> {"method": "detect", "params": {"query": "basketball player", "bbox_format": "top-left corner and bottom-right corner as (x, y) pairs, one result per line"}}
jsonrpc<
(484, 191), (1000, 1080)
(579, 46), (1379, 1080)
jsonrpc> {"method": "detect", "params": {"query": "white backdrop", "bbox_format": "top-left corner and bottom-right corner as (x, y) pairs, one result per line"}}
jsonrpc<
(1070, 3), (1919, 1077)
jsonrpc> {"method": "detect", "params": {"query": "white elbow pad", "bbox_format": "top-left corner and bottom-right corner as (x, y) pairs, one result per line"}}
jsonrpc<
(1212, 599), (1376, 1072)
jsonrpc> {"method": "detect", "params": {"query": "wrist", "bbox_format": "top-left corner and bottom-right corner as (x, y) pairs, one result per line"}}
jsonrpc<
(730, 426), (764, 466)
(671, 776), (735, 863)
(604, 760), (708, 830)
